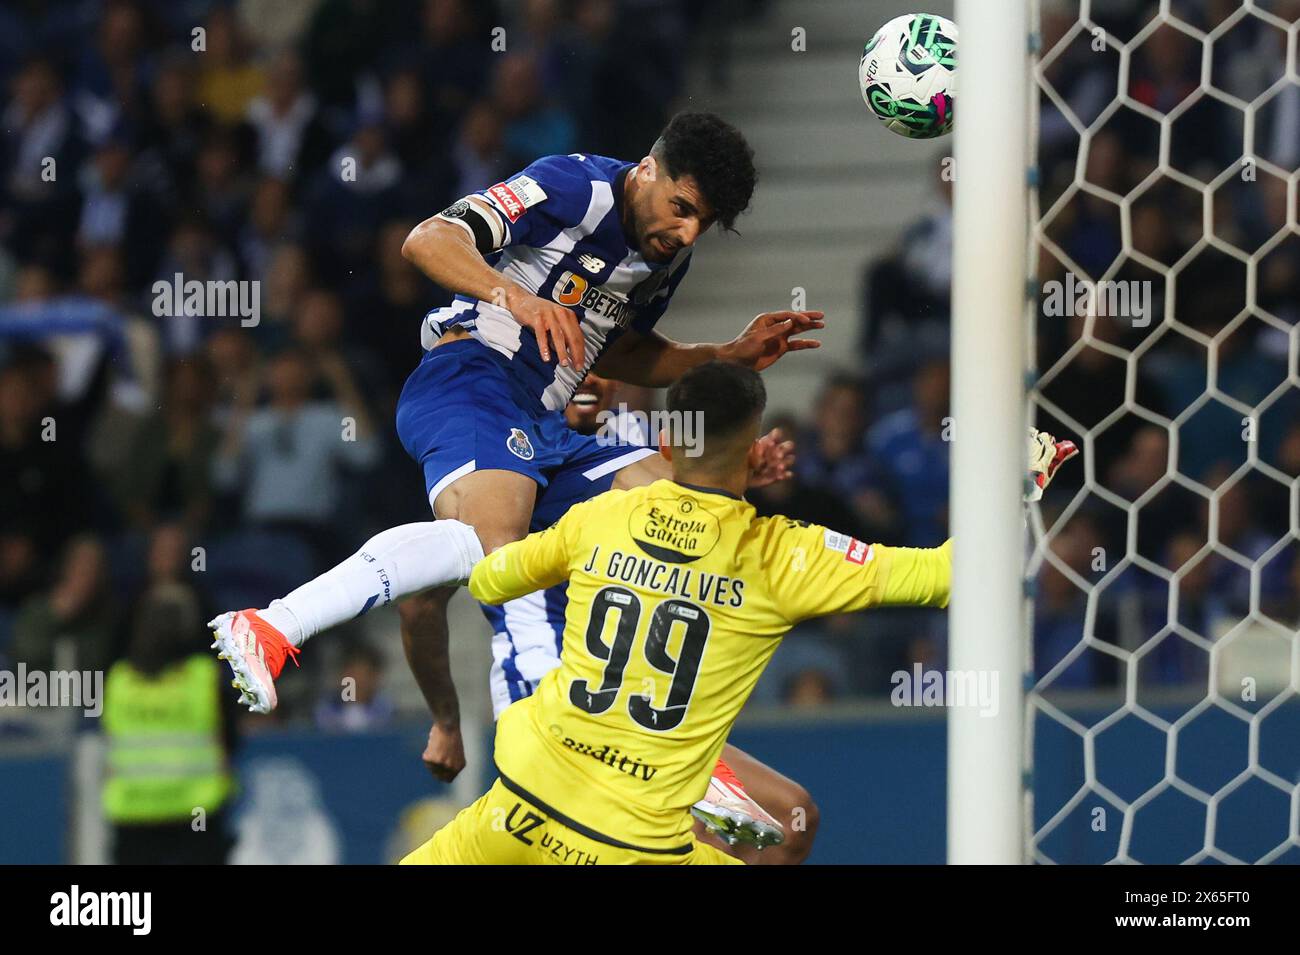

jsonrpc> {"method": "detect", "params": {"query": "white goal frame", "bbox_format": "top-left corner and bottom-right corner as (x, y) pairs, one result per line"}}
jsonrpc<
(948, 0), (1033, 864)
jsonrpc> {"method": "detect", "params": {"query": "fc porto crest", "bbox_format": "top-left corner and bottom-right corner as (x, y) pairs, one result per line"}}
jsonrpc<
(506, 428), (535, 461)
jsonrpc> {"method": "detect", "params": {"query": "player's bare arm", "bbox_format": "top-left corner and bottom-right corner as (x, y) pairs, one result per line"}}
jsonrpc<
(592, 310), (824, 386)
(401, 201), (586, 368)
(396, 590), (465, 782)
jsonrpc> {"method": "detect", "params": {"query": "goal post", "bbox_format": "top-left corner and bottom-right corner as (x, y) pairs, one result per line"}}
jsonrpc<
(948, 0), (1033, 864)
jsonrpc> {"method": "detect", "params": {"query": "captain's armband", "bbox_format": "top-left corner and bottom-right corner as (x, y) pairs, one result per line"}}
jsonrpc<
(433, 196), (507, 255)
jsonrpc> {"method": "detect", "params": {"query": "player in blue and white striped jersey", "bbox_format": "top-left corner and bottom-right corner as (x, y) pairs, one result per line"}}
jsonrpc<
(209, 113), (822, 858)
(417, 151), (694, 415)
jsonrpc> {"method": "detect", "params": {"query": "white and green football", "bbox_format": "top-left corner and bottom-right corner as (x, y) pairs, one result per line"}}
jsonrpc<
(859, 13), (958, 139)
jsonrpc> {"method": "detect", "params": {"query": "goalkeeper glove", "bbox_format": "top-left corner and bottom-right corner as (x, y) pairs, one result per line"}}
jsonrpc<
(1026, 428), (1078, 503)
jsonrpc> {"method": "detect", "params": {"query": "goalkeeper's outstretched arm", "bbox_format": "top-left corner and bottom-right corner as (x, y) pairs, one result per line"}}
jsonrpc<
(769, 429), (1077, 624)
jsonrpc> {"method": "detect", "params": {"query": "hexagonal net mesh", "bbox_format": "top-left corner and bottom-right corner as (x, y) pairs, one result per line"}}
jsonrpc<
(1025, 0), (1300, 863)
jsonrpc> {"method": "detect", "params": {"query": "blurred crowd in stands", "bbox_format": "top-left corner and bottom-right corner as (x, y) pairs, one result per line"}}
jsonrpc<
(0, 0), (1295, 724)
(0, 0), (709, 726)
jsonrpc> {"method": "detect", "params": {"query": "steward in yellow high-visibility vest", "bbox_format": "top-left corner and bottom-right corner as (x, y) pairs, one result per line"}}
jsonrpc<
(103, 654), (232, 822)
(102, 584), (238, 864)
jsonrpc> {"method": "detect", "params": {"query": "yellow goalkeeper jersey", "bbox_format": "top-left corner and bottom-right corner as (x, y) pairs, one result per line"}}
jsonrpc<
(469, 479), (951, 854)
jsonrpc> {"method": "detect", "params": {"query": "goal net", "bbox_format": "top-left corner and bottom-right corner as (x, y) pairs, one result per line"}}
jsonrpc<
(1025, 0), (1300, 863)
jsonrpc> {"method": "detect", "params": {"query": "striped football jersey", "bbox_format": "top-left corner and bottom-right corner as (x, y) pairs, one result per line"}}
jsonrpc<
(426, 153), (693, 412)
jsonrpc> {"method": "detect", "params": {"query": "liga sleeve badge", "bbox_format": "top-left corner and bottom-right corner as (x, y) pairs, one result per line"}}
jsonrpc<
(824, 529), (872, 565)
(844, 539), (874, 565)
(486, 175), (548, 223)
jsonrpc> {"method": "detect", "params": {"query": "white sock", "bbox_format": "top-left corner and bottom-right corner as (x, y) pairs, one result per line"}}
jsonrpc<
(259, 520), (484, 647)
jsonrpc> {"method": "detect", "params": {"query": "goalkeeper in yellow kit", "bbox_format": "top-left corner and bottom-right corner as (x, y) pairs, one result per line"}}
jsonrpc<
(401, 361), (1076, 865)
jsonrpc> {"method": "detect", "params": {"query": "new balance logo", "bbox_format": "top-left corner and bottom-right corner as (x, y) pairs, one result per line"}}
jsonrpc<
(578, 253), (605, 274)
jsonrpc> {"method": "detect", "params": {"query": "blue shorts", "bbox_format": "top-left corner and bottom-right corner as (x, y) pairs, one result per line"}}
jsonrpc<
(395, 339), (656, 519)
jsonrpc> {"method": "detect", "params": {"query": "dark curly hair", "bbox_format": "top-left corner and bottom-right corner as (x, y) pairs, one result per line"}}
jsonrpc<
(651, 111), (756, 233)
(667, 360), (766, 447)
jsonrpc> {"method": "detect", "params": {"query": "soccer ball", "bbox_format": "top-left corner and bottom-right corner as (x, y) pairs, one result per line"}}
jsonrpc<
(859, 13), (958, 139)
